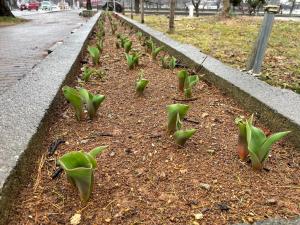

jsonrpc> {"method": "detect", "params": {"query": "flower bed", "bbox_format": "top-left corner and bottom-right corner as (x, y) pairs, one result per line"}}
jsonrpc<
(8, 12), (300, 225)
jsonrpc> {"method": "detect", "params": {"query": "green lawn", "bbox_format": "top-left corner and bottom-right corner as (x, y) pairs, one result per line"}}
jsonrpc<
(0, 16), (26, 27)
(131, 15), (300, 93)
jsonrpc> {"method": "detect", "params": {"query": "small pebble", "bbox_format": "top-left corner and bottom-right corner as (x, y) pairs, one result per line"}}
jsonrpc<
(199, 183), (211, 191)
(266, 198), (277, 205)
(109, 151), (116, 157)
(194, 213), (204, 220)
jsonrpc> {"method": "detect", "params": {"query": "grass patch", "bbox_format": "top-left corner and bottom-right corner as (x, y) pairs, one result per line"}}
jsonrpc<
(132, 15), (300, 93)
(0, 16), (27, 27)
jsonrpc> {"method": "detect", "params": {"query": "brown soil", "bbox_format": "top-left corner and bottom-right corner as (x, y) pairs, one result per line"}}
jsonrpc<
(9, 15), (300, 225)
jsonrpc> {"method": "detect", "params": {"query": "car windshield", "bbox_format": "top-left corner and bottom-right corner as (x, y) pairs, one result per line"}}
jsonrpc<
(42, 2), (50, 4)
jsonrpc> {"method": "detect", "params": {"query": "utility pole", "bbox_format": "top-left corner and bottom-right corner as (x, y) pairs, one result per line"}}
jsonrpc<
(247, 0), (280, 74)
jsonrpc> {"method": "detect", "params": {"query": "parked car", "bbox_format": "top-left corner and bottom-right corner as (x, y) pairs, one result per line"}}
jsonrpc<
(28, 1), (40, 10)
(41, 1), (52, 10)
(20, 1), (29, 10)
(102, 1), (123, 12)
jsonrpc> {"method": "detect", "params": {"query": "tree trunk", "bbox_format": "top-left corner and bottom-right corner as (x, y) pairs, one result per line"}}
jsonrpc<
(169, 0), (175, 33)
(0, 0), (14, 17)
(290, 0), (296, 15)
(141, 0), (144, 23)
(131, 0), (133, 19)
(196, 7), (199, 16)
(86, 0), (92, 10)
(135, 0), (139, 13)
(221, 0), (230, 17)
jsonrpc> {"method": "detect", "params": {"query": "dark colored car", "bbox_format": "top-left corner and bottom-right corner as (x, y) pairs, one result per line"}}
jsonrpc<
(28, 1), (40, 10)
(102, 1), (123, 13)
(20, 3), (28, 10)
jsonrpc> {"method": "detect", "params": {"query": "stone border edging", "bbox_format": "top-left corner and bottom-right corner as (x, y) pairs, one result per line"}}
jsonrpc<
(116, 13), (300, 150)
(0, 11), (101, 224)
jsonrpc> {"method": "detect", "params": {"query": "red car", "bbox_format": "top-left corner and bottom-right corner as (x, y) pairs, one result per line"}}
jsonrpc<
(20, 1), (40, 11)
(28, 1), (40, 10)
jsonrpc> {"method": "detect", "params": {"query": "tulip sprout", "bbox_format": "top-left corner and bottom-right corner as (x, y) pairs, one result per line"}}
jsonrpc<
(246, 121), (290, 170)
(96, 39), (103, 54)
(62, 86), (105, 120)
(235, 115), (253, 161)
(125, 52), (141, 70)
(136, 71), (149, 95)
(184, 75), (199, 98)
(58, 146), (107, 202)
(137, 31), (143, 42)
(62, 86), (83, 121)
(167, 104), (189, 134)
(87, 46), (100, 65)
(161, 55), (177, 69)
(177, 70), (188, 92)
(174, 129), (196, 146)
(82, 66), (93, 82)
(124, 40), (132, 53)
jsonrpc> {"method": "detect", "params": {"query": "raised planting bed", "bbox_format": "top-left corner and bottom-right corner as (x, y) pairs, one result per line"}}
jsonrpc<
(8, 12), (300, 225)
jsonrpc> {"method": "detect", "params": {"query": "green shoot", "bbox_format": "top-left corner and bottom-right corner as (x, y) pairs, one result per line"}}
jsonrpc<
(184, 75), (199, 98)
(79, 88), (105, 120)
(119, 35), (128, 48)
(235, 115), (253, 160)
(87, 46), (100, 65)
(177, 70), (188, 92)
(125, 52), (141, 70)
(58, 146), (107, 202)
(167, 104), (189, 134)
(161, 55), (177, 69)
(96, 39), (103, 54)
(151, 45), (164, 60)
(111, 21), (117, 35)
(137, 31), (143, 42)
(136, 71), (149, 95)
(246, 121), (290, 170)
(82, 66), (93, 82)
(124, 40), (132, 53)
(174, 129), (196, 146)
(62, 86), (84, 120)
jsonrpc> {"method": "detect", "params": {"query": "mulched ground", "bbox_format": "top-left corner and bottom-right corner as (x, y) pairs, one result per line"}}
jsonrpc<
(9, 14), (300, 225)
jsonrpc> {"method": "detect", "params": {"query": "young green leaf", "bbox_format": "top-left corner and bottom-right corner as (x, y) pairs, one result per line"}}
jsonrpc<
(136, 72), (149, 95)
(58, 146), (107, 202)
(184, 75), (199, 98)
(152, 46), (164, 60)
(234, 115), (253, 160)
(87, 46), (100, 65)
(174, 129), (196, 146)
(124, 40), (132, 53)
(62, 86), (83, 120)
(167, 104), (189, 134)
(96, 39), (103, 54)
(82, 66), (93, 82)
(246, 121), (290, 170)
(177, 70), (188, 92)
(136, 31), (143, 42)
(79, 88), (105, 120)
(125, 52), (141, 70)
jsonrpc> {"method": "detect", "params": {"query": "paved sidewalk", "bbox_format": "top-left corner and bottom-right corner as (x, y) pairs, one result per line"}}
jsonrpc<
(0, 10), (86, 94)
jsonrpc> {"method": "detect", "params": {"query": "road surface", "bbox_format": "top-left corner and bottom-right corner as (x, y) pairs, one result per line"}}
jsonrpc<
(0, 10), (86, 94)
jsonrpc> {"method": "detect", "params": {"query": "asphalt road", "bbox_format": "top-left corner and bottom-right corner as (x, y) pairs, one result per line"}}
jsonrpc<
(0, 10), (86, 94)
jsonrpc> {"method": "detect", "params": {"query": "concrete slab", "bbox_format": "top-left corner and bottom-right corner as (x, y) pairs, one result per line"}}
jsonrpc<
(0, 11), (101, 224)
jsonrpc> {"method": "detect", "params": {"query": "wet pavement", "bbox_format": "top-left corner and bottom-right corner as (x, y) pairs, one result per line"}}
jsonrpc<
(0, 10), (87, 94)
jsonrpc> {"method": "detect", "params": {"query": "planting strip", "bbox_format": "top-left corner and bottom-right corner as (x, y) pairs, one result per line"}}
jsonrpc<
(0, 11), (101, 224)
(116, 13), (300, 150)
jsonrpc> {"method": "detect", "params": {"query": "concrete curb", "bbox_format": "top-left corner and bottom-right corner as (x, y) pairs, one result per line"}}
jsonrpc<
(0, 11), (101, 224)
(116, 13), (300, 150)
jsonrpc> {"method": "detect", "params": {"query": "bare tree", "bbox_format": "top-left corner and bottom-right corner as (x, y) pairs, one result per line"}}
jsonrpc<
(141, 0), (144, 23)
(0, 0), (14, 17)
(169, 0), (176, 33)
(221, 0), (230, 17)
(86, 0), (92, 10)
(289, 0), (296, 15)
(135, 0), (140, 13)
(192, 0), (202, 17)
